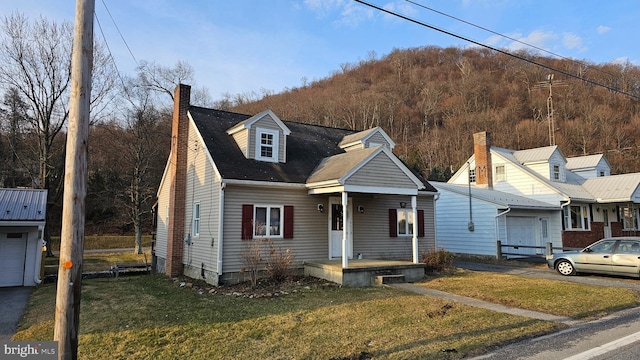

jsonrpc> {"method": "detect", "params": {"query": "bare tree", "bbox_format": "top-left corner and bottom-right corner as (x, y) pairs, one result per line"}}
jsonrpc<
(0, 13), (117, 255)
(136, 60), (194, 102)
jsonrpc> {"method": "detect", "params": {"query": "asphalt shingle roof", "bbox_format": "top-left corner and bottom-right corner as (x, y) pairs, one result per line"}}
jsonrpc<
(189, 106), (436, 192)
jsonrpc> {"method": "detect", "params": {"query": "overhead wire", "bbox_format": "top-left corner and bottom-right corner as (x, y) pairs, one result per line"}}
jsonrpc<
(405, 0), (621, 82)
(354, 0), (640, 100)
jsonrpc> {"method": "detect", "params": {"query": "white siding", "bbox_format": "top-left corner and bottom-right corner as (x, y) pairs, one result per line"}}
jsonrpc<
(366, 132), (391, 149)
(182, 119), (221, 275)
(435, 187), (501, 256)
(491, 161), (562, 205)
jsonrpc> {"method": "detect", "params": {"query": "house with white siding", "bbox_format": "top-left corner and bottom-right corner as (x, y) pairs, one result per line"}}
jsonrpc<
(441, 131), (640, 256)
(154, 85), (438, 286)
(0, 188), (47, 287)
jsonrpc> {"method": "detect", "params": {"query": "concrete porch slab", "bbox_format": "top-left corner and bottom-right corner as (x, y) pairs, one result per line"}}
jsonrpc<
(303, 259), (425, 287)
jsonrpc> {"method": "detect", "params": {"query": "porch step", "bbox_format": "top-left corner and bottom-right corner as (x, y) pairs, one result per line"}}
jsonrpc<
(372, 274), (405, 285)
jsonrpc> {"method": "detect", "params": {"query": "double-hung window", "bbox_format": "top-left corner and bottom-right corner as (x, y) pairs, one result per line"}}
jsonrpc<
(564, 205), (590, 230)
(254, 205), (283, 238)
(396, 209), (414, 236)
(553, 164), (561, 180)
(192, 202), (200, 237)
(255, 128), (279, 162)
(621, 205), (639, 230)
(494, 165), (506, 182)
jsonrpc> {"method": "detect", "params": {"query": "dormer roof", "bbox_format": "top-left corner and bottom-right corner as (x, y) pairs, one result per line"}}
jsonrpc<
(339, 127), (395, 151)
(226, 109), (290, 136)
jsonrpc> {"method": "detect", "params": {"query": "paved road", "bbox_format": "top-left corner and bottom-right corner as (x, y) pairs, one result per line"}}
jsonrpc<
(0, 287), (32, 341)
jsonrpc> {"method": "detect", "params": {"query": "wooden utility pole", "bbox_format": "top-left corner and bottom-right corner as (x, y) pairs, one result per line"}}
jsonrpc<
(53, 0), (94, 359)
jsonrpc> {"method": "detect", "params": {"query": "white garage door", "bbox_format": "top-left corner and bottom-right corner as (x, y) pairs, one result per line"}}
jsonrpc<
(506, 217), (537, 255)
(0, 233), (27, 286)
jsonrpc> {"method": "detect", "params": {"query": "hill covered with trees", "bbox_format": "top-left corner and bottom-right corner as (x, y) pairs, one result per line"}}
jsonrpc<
(227, 46), (640, 179)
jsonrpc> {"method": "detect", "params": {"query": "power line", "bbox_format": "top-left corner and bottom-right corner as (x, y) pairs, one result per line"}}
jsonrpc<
(405, 0), (620, 83)
(100, 0), (137, 66)
(354, 0), (640, 100)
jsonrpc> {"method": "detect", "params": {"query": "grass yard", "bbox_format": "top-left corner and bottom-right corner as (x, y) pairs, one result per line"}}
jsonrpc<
(43, 251), (152, 276)
(49, 235), (152, 252)
(420, 270), (640, 319)
(14, 275), (562, 360)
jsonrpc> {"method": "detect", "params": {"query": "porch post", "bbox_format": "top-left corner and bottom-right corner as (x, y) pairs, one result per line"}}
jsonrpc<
(342, 191), (349, 268)
(412, 195), (419, 263)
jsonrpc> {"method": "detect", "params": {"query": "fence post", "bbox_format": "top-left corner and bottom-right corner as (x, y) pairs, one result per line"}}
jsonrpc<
(545, 242), (553, 257)
(496, 240), (502, 259)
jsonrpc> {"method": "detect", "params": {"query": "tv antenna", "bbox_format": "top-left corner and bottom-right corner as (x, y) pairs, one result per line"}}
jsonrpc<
(534, 74), (567, 146)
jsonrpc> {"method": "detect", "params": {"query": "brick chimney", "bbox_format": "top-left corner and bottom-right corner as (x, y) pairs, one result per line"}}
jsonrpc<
(166, 84), (191, 277)
(473, 131), (492, 189)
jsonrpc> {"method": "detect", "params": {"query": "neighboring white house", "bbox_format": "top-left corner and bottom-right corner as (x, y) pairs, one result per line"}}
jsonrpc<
(433, 182), (561, 257)
(0, 188), (47, 287)
(154, 85), (438, 286)
(444, 131), (640, 253)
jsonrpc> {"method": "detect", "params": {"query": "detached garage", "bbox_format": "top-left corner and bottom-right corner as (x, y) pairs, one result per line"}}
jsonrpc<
(0, 188), (47, 287)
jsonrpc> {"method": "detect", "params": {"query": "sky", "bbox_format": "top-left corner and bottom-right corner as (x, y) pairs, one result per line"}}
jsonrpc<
(1, 0), (639, 102)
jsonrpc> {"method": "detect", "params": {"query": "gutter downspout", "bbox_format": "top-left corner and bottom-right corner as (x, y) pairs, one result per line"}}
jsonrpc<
(433, 193), (440, 251)
(216, 182), (226, 276)
(34, 225), (45, 284)
(495, 208), (511, 254)
(561, 199), (571, 232)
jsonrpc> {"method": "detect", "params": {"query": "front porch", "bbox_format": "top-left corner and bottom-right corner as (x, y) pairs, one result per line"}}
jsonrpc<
(303, 259), (426, 287)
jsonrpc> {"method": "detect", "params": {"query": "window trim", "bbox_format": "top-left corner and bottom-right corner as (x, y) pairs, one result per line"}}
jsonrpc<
(253, 204), (284, 238)
(620, 205), (639, 230)
(396, 208), (415, 237)
(552, 164), (561, 181)
(494, 165), (506, 182)
(564, 204), (590, 231)
(192, 202), (200, 237)
(255, 128), (279, 163)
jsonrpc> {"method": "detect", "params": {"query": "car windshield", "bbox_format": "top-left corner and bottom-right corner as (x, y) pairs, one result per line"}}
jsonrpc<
(586, 240), (616, 253)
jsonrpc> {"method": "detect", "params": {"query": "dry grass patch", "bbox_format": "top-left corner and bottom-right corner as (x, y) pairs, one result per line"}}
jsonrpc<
(50, 235), (152, 251)
(14, 275), (562, 359)
(44, 251), (151, 275)
(421, 270), (640, 319)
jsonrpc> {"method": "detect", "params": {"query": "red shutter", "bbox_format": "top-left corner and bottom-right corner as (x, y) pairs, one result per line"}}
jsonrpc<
(241, 204), (253, 240)
(284, 206), (294, 239)
(418, 210), (425, 237)
(389, 209), (397, 238)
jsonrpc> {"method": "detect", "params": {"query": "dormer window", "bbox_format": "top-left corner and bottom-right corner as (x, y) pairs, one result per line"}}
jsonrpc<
(256, 128), (279, 162)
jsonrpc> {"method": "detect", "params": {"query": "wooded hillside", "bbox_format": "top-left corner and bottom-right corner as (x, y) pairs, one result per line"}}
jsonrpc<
(229, 46), (640, 178)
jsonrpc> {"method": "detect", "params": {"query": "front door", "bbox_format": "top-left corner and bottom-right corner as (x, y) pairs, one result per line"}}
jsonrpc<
(329, 197), (353, 259)
(603, 209), (612, 238)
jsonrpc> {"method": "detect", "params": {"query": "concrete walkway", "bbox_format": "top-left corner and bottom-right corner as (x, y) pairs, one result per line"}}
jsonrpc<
(0, 287), (32, 341)
(391, 283), (578, 325)
(391, 260), (640, 326)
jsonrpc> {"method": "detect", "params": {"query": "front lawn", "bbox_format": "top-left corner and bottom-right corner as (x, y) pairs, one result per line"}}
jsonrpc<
(15, 275), (561, 360)
(420, 270), (640, 319)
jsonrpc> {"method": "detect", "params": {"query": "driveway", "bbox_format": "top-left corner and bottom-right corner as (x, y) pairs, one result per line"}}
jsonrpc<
(0, 287), (32, 341)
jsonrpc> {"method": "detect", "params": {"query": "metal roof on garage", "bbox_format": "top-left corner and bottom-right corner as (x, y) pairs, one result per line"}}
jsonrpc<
(0, 188), (47, 222)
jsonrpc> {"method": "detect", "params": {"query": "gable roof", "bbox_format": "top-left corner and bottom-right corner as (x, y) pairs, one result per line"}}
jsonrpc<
(226, 109), (291, 136)
(188, 106), (436, 192)
(513, 145), (564, 164)
(582, 173), (640, 203)
(433, 182), (560, 210)
(0, 188), (47, 222)
(566, 154), (609, 170)
(338, 127), (396, 150)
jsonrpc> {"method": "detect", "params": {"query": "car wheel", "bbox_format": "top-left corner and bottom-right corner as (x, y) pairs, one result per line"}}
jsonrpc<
(556, 260), (576, 276)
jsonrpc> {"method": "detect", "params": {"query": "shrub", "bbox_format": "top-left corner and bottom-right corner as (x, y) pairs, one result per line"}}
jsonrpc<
(240, 240), (263, 287)
(421, 248), (454, 272)
(264, 240), (295, 282)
